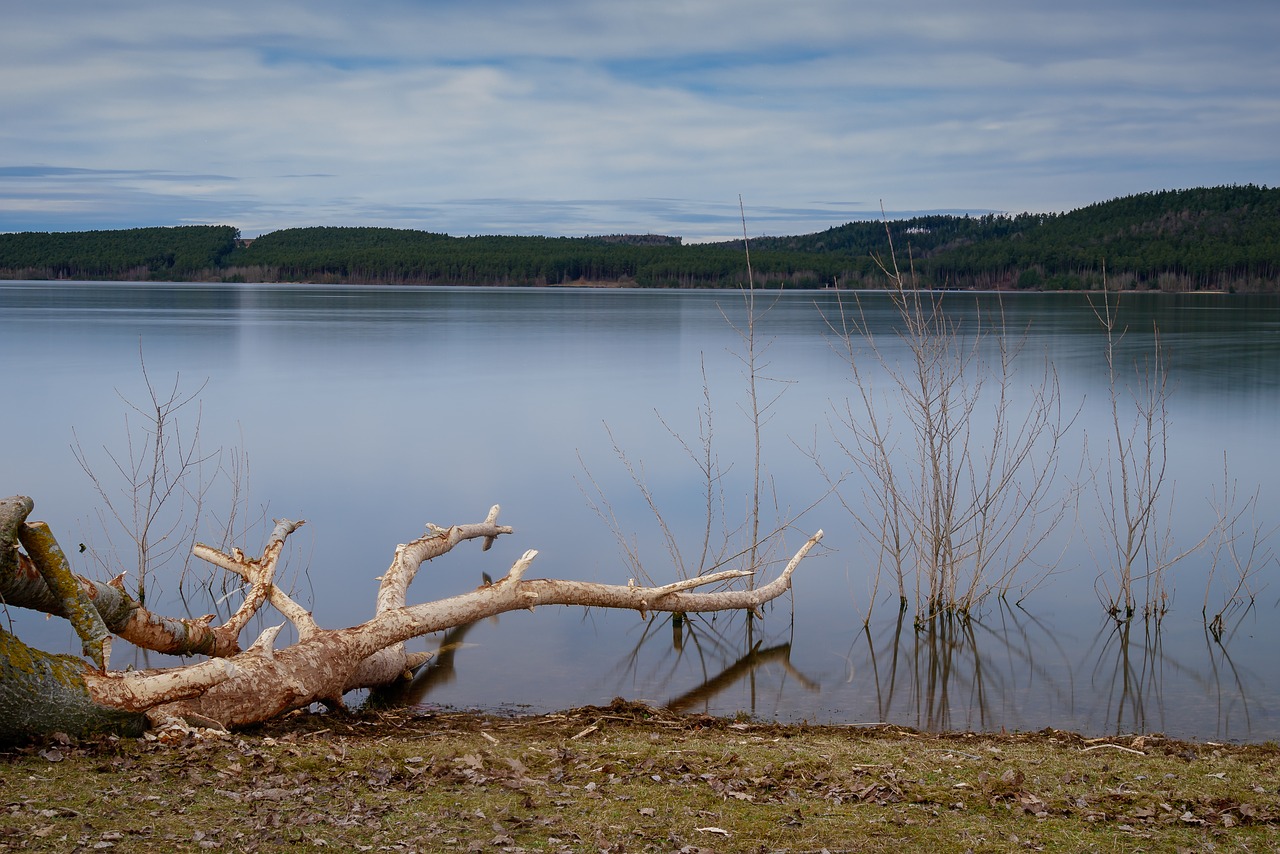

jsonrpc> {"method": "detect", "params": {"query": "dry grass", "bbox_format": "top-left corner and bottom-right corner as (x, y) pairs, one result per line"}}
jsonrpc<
(3, 701), (1278, 852)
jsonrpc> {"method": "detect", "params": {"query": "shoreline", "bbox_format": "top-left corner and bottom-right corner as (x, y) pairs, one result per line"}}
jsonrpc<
(0, 275), (1254, 296)
(4, 702), (1277, 850)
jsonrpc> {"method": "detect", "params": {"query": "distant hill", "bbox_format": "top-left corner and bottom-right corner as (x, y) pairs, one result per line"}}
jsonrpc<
(0, 225), (239, 281)
(714, 185), (1280, 291)
(1, 186), (1276, 291)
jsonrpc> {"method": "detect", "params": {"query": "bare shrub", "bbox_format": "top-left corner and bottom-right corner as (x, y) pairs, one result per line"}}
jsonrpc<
(824, 223), (1073, 625)
(71, 348), (252, 606)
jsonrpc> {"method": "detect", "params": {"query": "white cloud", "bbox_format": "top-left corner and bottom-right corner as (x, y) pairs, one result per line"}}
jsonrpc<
(1, 1), (1276, 238)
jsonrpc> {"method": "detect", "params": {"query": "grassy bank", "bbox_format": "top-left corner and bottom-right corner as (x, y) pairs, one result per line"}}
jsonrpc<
(3, 701), (1278, 852)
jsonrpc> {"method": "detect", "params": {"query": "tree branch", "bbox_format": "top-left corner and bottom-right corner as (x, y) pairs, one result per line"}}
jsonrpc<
(18, 522), (112, 670)
(4, 495), (822, 736)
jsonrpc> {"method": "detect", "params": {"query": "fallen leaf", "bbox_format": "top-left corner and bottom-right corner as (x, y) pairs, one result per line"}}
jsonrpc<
(455, 753), (483, 770)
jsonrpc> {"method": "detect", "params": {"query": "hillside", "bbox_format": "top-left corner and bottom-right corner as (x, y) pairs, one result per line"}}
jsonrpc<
(719, 185), (1280, 291)
(0, 225), (238, 280)
(0, 186), (1276, 291)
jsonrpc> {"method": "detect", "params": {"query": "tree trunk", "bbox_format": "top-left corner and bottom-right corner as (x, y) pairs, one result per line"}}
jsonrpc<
(1, 495), (822, 740)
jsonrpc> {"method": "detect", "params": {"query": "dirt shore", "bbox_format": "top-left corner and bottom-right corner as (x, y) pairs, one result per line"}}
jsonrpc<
(3, 701), (1278, 852)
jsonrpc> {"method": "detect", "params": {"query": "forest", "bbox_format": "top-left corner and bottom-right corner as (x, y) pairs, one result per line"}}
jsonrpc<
(0, 185), (1276, 291)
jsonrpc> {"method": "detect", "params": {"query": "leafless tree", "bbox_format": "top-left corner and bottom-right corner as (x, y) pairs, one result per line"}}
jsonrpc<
(823, 223), (1073, 625)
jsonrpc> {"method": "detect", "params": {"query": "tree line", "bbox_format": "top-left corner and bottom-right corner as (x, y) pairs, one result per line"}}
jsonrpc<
(1, 186), (1276, 291)
(0, 225), (239, 280)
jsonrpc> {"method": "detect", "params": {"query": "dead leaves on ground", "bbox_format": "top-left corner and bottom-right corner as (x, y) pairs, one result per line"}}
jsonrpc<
(2, 704), (1279, 851)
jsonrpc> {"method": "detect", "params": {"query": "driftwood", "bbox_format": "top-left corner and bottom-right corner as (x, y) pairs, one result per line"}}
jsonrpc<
(0, 495), (821, 742)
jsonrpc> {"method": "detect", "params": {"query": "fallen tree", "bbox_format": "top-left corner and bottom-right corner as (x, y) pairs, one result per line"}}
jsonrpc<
(1, 494), (822, 742)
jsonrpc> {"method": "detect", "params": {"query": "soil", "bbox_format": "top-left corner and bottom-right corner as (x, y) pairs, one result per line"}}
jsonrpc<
(3, 700), (1278, 852)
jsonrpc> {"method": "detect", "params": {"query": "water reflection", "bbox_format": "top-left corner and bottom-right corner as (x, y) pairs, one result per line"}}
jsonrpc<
(600, 607), (823, 718)
(5, 283), (1279, 740)
(1084, 614), (1259, 741)
(834, 603), (1269, 740)
(335, 593), (1274, 743)
(849, 605), (1074, 732)
(656, 614), (821, 715)
(375, 610), (825, 721)
(372, 600), (1267, 742)
(372, 620), (480, 709)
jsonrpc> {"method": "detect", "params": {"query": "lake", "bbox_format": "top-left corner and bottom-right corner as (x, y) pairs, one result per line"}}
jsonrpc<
(2, 281), (1278, 742)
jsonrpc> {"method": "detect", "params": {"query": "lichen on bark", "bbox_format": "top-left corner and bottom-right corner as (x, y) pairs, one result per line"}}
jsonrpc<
(2, 493), (822, 740)
(0, 628), (147, 743)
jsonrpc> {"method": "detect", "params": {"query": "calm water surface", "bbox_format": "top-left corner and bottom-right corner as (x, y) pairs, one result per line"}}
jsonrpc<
(2, 282), (1278, 741)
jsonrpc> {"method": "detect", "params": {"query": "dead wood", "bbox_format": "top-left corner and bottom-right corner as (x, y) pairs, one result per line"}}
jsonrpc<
(1, 494), (821, 739)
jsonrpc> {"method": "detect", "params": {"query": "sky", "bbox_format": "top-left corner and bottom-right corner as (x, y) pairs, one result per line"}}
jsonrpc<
(2, 1), (1276, 242)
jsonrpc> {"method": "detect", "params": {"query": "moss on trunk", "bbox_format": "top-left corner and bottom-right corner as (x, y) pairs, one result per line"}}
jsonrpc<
(0, 628), (147, 744)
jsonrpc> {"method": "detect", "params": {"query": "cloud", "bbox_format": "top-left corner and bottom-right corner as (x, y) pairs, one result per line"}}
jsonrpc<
(0, 166), (235, 183)
(1, 1), (1276, 239)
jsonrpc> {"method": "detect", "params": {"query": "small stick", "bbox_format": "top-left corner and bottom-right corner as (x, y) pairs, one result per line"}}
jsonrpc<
(1080, 743), (1146, 755)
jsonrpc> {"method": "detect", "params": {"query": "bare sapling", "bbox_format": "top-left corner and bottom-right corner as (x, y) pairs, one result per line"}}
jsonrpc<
(825, 215), (1072, 626)
(578, 398), (733, 587)
(1089, 290), (1208, 622)
(71, 350), (235, 606)
(724, 195), (798, 587)
(580, 198), (807, 598)
(1202, 459), (1276, 640)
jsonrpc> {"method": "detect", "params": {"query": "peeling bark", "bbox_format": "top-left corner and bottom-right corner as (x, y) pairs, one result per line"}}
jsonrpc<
(1, 525), (243, 660)
(2, 494), (822, 739)
(161, 532), (820, 730)
(0, 628), (147, 743)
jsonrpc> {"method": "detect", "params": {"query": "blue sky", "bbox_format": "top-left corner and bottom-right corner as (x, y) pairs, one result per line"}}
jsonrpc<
(2, 1), (1276, 241)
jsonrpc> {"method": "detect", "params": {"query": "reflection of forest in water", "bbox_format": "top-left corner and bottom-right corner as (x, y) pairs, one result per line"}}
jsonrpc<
(378, 602), (1272, 743)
